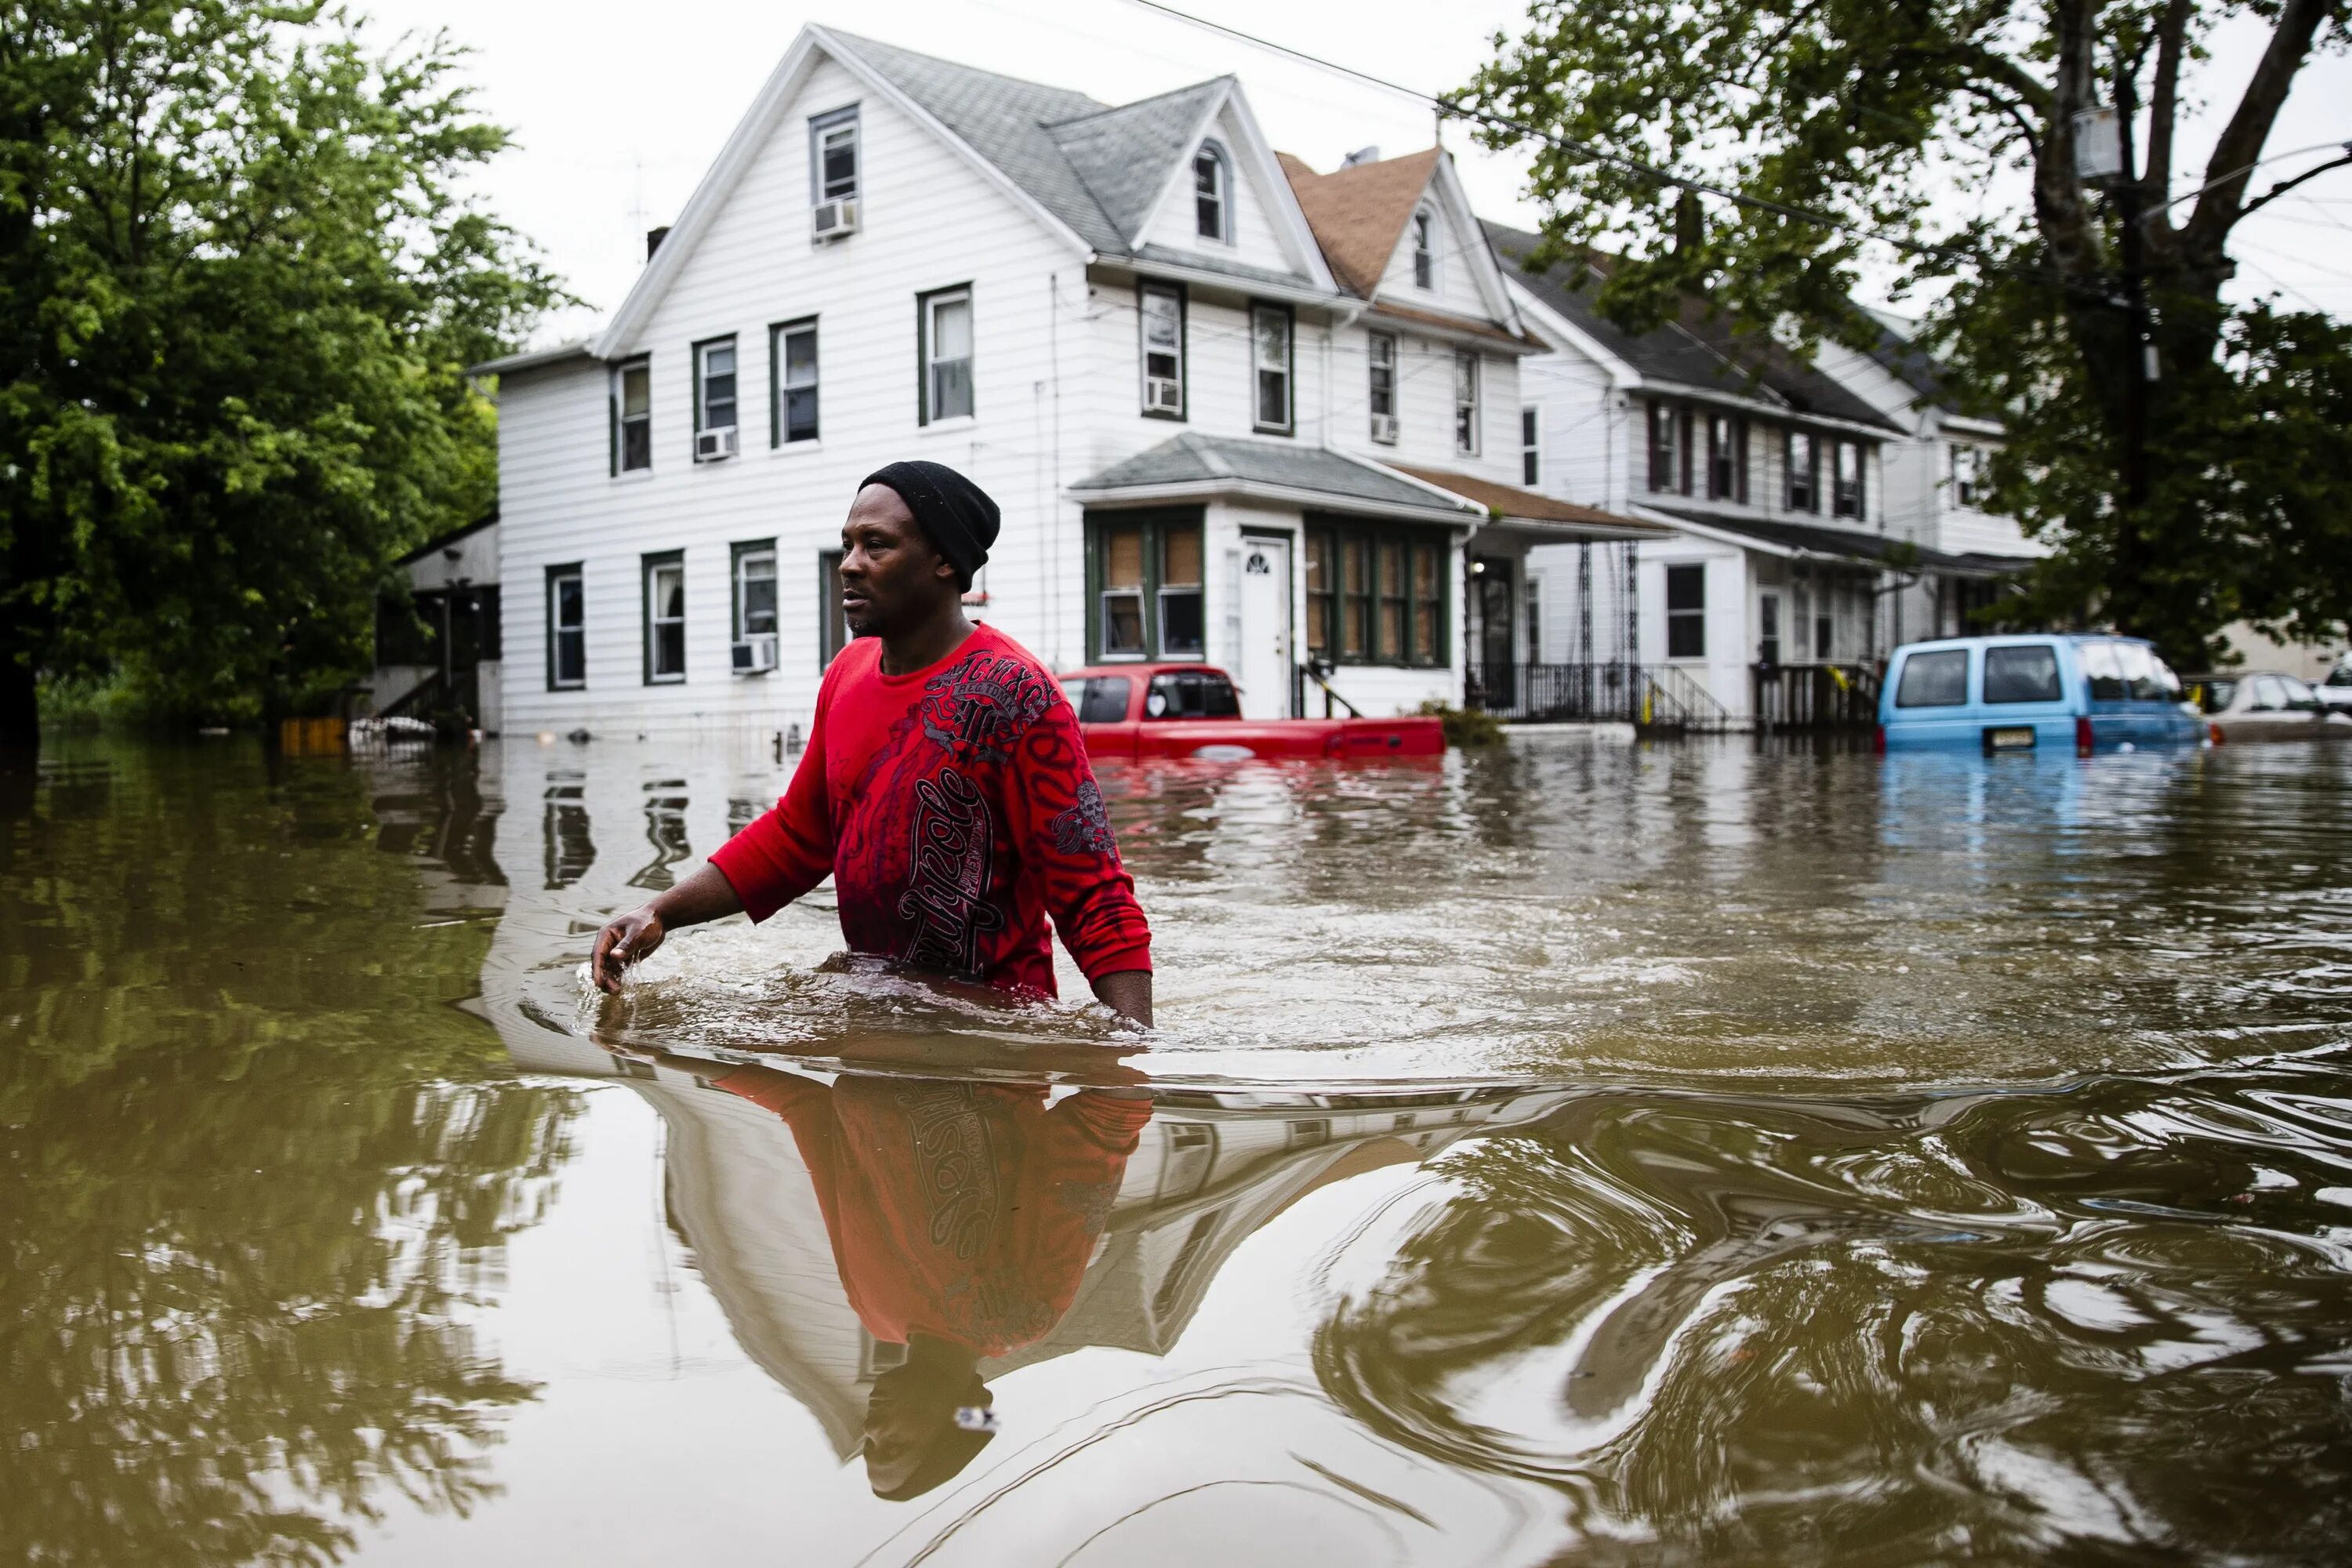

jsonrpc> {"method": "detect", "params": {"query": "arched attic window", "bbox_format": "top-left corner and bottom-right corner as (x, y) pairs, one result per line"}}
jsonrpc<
(1412, 207), (1436, 289)
(1193, 143), (1231, 243)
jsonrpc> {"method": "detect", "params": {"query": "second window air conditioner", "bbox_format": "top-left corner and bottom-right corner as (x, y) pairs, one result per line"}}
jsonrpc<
(812, 198), (859, 241)
(731, 633), (778, 673)
(1370, 412), (1399, 445)
(1145, 377), (1181, 413)
(695, 426), (739, 462)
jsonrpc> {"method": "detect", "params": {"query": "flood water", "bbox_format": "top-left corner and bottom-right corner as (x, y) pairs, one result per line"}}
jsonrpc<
(5, 733), (2351, 1565)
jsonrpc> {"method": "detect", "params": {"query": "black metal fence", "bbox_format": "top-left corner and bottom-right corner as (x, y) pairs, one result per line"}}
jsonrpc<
(1751, 663), (1882, 731)
(1467, 662), (1735, 733)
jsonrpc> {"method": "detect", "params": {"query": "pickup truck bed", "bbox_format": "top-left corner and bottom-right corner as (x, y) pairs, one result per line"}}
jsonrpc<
(1058, 663), (1446, 761)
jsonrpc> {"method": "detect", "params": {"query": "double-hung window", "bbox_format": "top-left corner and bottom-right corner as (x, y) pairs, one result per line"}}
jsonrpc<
(771, 319), (818, 445)
(1087, 511), (1203, 660)
(1250, 303), (1292, 434)
(1521, 407), (1540, 485)
(546, 564), (586, 689)
(919, 285), (974, 423)
(1412, 209), (1436, 289)
(811, 107), (858, 223)
(695, 336), (738, 455)
(1832, 440), (1865, 518)
(1303, 517), (1447, 667)
(1193, 145), (1228, 241)
(643, 552), (685, 684)
(1786, 430), (1820, 511)
(1453, 351), (1480, 455)
(1950, 443), (1983, 508)
(1665, 564), (1706, 658)
(1707, 413), (1747, 501)
(1139, 282), (1185, 416)
(1367, 331), (1397, 442)
(731, 540), (776, 644)
(611, 359), (651, 474)
(1650, 403), (1691, 493)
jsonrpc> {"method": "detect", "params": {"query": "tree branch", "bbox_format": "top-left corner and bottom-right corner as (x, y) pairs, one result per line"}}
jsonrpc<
(2145, 0), (2191, 207)
(2183, 0), (2334, 262)
(2238, 150), (2352, 220)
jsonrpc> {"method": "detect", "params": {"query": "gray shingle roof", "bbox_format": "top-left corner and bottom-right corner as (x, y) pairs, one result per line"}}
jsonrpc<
(1485, 221), (1900, 433)
(823, 31), (1122, 249)
(1071, 434), (1479, 517)
(1049, 82), (1228, 243)
(1645, 505), (2013, 573)
(825, 31), (1247, 262)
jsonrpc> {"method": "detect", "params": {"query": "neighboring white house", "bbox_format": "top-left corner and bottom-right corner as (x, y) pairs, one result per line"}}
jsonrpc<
(1490, 221), (2026, 727)
(1812, 313), (2043, 643)
(367, 512), (503, 733)
(474, 27), (1649, 739)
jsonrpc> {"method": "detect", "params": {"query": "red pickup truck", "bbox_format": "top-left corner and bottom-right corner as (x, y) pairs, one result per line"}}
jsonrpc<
(1058, 662), (1446, 760)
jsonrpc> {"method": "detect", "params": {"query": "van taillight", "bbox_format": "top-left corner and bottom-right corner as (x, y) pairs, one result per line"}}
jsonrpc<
(1873, 724), (1886, 754)
(2209, 722), (2225, 746)
(2074, 716), (2095, 756)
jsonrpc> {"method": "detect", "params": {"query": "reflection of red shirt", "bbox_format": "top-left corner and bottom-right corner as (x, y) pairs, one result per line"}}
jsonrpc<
(715, 1069), (1152, 1356)
(709, 624), (1149, 996)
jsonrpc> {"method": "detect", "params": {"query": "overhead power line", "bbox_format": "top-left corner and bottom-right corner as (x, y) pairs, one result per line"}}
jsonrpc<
(1113, 0), (2030, 281)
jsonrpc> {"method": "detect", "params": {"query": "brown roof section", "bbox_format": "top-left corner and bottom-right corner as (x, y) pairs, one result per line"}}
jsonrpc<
(1390, 465), (1672, 536)
(1277, 147), (1442, 297)
(1367, 299), (1536, 350)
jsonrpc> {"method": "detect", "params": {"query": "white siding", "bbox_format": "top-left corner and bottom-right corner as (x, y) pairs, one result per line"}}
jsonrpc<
(497, 52), (1087, 735)
(1136, 107), (1303, 278)
(1374, 193), (1490, 321)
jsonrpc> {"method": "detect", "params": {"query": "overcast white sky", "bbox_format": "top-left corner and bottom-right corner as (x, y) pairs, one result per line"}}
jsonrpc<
(351, 0), (2352, 346)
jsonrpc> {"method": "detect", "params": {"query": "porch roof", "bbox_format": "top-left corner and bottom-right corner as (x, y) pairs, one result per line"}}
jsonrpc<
(1069, 434), (1483, 524)
(1644, 506), (2024, 577)
(1390, 465), (1671, 543)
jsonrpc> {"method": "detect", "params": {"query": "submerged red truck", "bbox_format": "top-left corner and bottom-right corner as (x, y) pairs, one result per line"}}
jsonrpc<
(1058, 662), (1446, 760)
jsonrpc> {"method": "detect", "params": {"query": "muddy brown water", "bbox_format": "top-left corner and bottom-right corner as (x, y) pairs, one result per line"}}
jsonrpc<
(5, 734), (2350, 1565)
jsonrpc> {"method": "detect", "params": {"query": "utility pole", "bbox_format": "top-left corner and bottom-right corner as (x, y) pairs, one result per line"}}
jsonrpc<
(2075, 98), (2157, 633)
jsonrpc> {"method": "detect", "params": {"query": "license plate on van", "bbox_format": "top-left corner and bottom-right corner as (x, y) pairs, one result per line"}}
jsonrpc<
(1984, 726), (2037, 753)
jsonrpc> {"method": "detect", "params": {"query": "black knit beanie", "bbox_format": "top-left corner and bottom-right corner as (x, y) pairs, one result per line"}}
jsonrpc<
(860, 461), (1000, 587)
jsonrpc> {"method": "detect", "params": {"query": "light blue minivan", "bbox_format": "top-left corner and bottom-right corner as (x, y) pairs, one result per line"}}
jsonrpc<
(1877, 635), (2205, 753)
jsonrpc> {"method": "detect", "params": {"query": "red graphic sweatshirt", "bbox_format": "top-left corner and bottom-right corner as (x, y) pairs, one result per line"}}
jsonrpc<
(709, 623), (1150, 996)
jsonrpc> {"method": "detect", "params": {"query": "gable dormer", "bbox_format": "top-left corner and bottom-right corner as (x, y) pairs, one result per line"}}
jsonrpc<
(1059, 78), (1332, 285)
(1283, 147), (1523, 332)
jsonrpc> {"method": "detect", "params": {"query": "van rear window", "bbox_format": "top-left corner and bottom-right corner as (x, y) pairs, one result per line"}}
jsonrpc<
(1984, 644), (2061, 704)
(1895, 649), (1969, 708)
(2078, 641), (2127, 700)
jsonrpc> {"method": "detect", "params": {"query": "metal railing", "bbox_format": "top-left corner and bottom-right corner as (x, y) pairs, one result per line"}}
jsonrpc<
(1751, 662), (1881, 731)
(1467, 662), (1734, 733)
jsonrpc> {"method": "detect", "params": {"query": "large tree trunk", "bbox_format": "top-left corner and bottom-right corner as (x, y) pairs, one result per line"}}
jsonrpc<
(0, 655), (38, 753)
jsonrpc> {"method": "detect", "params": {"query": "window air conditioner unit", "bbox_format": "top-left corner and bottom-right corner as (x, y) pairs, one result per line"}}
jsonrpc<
(812, 198), (859, 241)
(695, 426), (738, 462)
(1370, 412), (1399, 445)
(731, 633), (778, 673)
(1145, 378), (1181, 412)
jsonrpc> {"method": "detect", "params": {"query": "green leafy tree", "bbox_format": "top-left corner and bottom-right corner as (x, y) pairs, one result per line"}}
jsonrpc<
(1461, 0), (2350, 669)
(0, 2), (563, 745)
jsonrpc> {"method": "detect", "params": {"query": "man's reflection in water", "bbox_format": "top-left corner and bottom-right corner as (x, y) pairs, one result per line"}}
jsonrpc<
(702, 1062), (1152, 1500)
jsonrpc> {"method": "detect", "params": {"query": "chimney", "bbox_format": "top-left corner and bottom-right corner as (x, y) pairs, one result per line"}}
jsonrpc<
(645, 225), (671, 260)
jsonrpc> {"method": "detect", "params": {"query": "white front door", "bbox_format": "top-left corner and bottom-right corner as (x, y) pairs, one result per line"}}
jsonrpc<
(1236, 535), (1292, 719)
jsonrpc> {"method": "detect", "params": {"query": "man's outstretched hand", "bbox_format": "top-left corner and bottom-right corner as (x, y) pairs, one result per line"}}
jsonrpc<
(590, 905), (666, 994)
(588, 864), (747, 994)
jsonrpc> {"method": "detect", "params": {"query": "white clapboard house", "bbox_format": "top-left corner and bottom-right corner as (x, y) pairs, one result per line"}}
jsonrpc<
(1491, 222), (2033, 728)
(475, 25), (1656, 739)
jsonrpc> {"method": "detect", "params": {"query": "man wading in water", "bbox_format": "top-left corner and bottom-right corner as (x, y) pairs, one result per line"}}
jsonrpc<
(590, 461), (1153, 1027)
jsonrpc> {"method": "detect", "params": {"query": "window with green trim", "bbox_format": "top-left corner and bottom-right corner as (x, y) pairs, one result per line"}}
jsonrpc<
(1086, 510), (1205, 661)
(1301, 517), (1448, 667)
